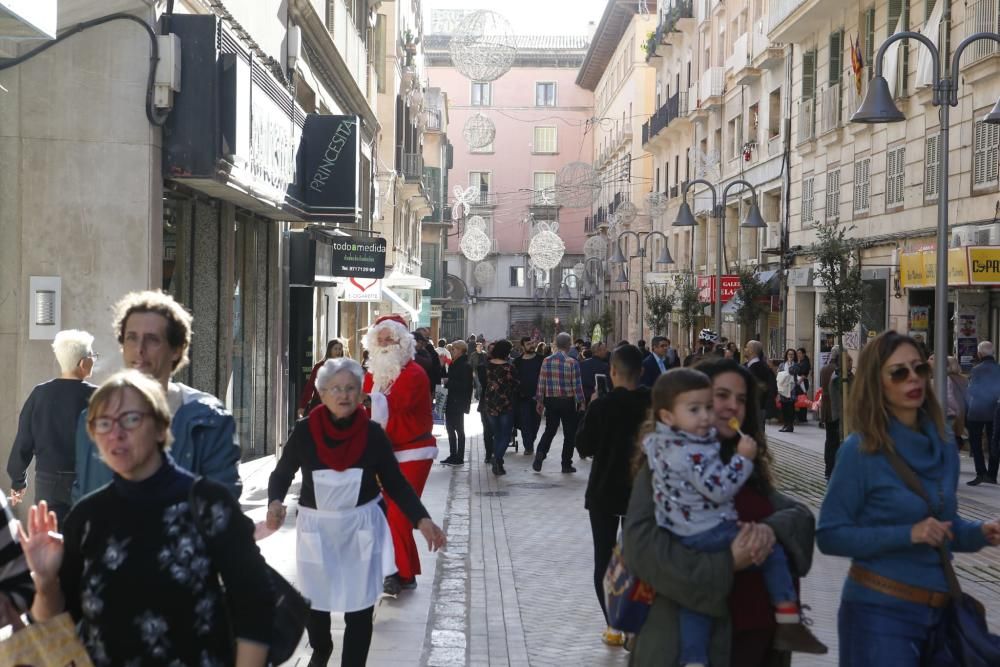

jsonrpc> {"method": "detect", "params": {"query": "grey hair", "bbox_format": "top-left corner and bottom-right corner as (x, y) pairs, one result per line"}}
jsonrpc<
(52, 329), (95, 374)
(316, 357), (365, 390)
(979, 341), (994, 357)
(555, 332), (572, 350)
(451, 339), (468, 353)
(746, 340), (763, 356)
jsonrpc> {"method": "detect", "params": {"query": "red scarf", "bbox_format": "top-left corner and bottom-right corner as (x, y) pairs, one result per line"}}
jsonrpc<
(307, 405), (370, 471)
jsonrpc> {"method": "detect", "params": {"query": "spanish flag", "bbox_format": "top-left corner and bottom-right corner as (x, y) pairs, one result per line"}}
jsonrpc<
(851, 35), (864, 95)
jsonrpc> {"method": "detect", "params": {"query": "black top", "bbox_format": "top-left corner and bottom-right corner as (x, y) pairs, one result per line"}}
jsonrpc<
(483, 362), (520, 416)
(60, 457), (273, 666)
(445, 355), (474, 414)
(747, 359), (778, 408)
(576, 386), (651, 515)
(512, 354), (544, 399)
(268, 416), (429, 526)
(579, 357), (610, 396)
(9, 378), (96, 488)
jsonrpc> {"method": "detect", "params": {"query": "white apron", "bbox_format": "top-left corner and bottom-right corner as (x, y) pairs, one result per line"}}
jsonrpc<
(296, 468), (397, 612)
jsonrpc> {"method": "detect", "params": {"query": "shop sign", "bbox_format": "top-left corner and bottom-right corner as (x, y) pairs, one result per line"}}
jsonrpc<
(286, 115), (363, 223)
(787, 267), (813, 287)
(909, 306), (930, 331)
(968, 246), (1000, 284)
(898, 248), (971, 288)
(696, 275), (740, 304)
(340, 278), (382, 302)
(317, 234), (387, 279)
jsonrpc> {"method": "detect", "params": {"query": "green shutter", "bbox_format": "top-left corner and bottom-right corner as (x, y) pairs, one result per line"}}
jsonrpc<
(803, 50), (817, 99)
(888, 0), (904, 35)
(829, 30), (844, 85)
(864, 8), (876, 79)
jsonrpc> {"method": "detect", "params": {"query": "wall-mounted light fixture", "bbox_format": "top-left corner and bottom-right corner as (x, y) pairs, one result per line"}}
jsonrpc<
(29, 276), (61, 340)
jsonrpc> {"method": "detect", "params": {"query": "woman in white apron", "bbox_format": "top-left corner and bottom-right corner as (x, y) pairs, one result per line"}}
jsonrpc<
(267, 358), (446, 666)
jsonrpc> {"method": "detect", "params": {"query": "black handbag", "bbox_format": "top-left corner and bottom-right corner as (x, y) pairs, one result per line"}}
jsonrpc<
(883, 449), (1000, 666)
(188, 478), (310, 665)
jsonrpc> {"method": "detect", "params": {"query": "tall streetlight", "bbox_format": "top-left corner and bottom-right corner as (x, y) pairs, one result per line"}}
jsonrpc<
(852, 30), (1000, 403)
(610, 230), (675, 338)
(673, 178), (768, 335)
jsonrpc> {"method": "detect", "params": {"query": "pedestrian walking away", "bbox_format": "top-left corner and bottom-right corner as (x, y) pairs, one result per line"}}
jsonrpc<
(965, 341), (1000, 485)
(533, 333), (585, 474)
(483, 340), (520, 476)
(512, 340), (544, 455)
(442, 340), (474, 466)
(818, 331), (1000, 667)
(8, 329), (98, 523)
(267, 358), (446, 667)
(477, 342), (496, 462)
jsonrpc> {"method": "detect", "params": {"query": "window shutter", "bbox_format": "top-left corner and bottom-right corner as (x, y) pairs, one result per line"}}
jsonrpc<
(829, 31), (844, 85)
(326, 0), (336, 32)
(802, 50), (816, 98)
(925, 135), (939, 198)
(864, 8), (876, 79)
(886, 146), (905, 206)
(826, 169), (841, 220)
(854, 158), (871, 213)
(888, 0), (904, 36)
(802, 177), (815, 224)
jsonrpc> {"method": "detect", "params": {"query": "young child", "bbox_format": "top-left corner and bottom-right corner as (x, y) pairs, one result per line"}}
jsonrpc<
(642, 368), (826, 667)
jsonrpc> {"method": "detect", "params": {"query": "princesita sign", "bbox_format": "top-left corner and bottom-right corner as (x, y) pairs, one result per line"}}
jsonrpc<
(313, 233), (387, 279)
(286, 115), (362, 223)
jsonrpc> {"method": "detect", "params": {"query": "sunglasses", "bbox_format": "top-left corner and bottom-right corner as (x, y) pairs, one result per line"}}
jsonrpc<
(886, 361), (931, 384)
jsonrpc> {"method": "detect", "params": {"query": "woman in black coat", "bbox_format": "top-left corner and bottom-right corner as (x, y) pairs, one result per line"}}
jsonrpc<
(443, 341), (474, 465)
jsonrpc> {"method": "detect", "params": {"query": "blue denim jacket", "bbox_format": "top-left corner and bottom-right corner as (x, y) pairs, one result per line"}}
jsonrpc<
(72, 383), (241, 502)
(966, 357), (1000, 422)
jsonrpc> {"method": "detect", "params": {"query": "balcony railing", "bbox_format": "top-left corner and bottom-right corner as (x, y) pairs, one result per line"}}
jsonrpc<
(968, 0), (1000, 64)
(472, 191), (497, 207)
(699, 67), (725, 103)
(819, 82), (842, 134)
(402, 153), (423, 182)
(845, 68), (870, 120)
(798, 96), (816, 144)
(642, 91), (689, 145)
(767, 0), (806, 34)
(425, 108), (442, 131)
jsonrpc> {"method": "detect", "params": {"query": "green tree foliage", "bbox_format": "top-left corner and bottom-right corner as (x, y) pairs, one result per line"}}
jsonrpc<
(676, 274), (704, 347)
(644, 284), (675, 335)
(734, 265), (769, 344)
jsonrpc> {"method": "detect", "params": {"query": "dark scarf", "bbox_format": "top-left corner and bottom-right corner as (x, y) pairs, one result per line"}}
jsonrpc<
(307, 405), (370, 471)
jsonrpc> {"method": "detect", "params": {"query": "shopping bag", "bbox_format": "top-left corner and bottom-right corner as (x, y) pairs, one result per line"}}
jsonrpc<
(603, 538), (655, 633)
(0, 612), (94, 667)
(794, 392), (812, 410)
(811, 388), (823, 412)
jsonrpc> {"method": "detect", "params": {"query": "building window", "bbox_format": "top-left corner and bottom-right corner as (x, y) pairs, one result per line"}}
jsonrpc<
(802, 176), (815, 226)
(854, 157), (871, 214)
(471, 81), (491, 106)
(510, 266), (525, 287)
(532, 172), (557, 205)
(535, 82), (556, 106)
(768, 88), (781, 140)
(469, 171), (491, 205)
(533, 126), (558, 153)
(973, 119), (1000, 188)
(729, 115), (743, 160)
(925, 135), (940, 200)
(826, 168), (841, 221)
(886, 145), (905, 207)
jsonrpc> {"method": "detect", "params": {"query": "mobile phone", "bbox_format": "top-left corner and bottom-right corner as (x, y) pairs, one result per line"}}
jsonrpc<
(596, 374), (610, 398)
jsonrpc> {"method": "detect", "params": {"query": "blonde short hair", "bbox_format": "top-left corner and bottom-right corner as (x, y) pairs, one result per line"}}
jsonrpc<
(87, 370), (174, 451)
(52, 329), (94, 374)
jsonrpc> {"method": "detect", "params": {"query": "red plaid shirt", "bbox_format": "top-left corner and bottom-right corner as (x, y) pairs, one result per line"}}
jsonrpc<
(535, 351), (585, 403)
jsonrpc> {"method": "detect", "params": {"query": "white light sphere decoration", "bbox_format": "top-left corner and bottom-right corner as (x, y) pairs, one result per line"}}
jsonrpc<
(465, 215), (488, 232)
(463, 113), (496, 149)
(448, 10), (517, 82)
(646, 192), (668, 217)
(460, 228), (492, 261)
(555, 161), (603, 208)
(616, 200), (638, 225)
(474, 261), (496, 286)
(584, 235), (607, 259)
(528, 221), (565, 271)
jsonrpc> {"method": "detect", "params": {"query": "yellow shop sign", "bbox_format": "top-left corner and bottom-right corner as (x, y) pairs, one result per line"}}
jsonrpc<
(898, 248), (971, 288)
(968, 246), (1000, 284)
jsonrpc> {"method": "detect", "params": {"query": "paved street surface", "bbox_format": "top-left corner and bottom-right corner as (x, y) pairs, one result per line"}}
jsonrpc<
(241, 413), (1000, 666)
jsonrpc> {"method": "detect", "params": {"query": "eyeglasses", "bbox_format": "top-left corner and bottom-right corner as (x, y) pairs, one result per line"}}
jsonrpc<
(886, 361), (931, 384)
(90, 411), (150, 434)
(87, 352), (100, 361)
(320, 385), (360, 396)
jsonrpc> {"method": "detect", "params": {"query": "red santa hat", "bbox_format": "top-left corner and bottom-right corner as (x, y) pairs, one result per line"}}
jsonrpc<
(363, 313), (416, 355)
(374, 313), (409, 328)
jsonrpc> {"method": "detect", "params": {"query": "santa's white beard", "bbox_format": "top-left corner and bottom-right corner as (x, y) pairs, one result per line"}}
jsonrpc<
(368, 344), (409, 391)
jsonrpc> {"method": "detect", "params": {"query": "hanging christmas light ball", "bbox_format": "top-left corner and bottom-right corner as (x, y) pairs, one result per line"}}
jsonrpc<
(449, 10), (517, 82)
(528, 222), (565, 271)
(646, 192), (668, 217)
(463, 113), (496, 149)
(474, 261), (496, 286)
(460, 228), (492, 261)
(465, 215), (488, 232)
(555, 161), (603, 208)
(584, 235), (607, 259)
(616, 200), (638, 225)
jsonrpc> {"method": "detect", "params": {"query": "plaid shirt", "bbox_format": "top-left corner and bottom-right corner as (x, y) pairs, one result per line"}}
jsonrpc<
(535, 350), (585, 403)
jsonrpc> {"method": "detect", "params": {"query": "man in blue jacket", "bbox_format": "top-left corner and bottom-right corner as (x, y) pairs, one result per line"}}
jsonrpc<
(73, 291), (241, 501)
(966, 340), (1000, 486)
(639, 336), (669, 388)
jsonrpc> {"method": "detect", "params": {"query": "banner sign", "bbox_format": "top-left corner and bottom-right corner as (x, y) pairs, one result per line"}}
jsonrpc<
(968, 246), (1000, 284)
(316, 234), (387, 278)
(697, 275), (741, 304)
(340, 278), (382, 302)
(899, 247), (974, 288)
(286, 115), (362, 223)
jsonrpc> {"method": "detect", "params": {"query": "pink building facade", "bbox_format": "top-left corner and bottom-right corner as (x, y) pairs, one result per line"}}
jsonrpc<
(425, 22), (594, 341)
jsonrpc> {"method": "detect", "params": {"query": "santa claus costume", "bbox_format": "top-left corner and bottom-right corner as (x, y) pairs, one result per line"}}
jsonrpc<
(362, 314), (437, 592)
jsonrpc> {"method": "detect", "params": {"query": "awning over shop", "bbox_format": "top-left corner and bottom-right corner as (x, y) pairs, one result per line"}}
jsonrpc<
(383, 270), (432, 290)
(382, 286), (421, 320)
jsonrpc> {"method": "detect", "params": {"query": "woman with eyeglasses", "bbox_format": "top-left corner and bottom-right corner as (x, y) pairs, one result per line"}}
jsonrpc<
(817, 331), (1000, 666)
(19, 369), (275, 666)
(267, 357), (446, 667)
(298, 339), (348, 418)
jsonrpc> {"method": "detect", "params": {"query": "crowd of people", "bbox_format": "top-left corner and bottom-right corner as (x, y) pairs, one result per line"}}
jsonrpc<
(6, 291), (1000, 667)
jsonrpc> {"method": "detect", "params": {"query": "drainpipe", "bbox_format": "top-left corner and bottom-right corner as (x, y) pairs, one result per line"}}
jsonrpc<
(780, 43), (793, 354)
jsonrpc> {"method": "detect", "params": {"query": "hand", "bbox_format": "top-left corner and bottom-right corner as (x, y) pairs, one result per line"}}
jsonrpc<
(983, 520), (1000, 546)
(265, 501), (287, 531)
(730, 523), (756, 571)
(17, 501), (64, 585)
(8, 488), (25, 507)
(296, 409), (305, 419)
(736, 435), (758, 460)
(911, 517), (954, 547)
(742, 522), (776, 566)
(536, 402), (545, 416)
(417, 518), (447, 551)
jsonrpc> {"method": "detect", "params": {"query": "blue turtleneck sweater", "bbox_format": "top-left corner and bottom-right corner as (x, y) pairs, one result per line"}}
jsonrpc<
(817, 418), (987, 608)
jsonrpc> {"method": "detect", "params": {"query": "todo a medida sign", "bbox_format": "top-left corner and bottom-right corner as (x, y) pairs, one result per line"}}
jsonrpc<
(315, 234), (387, 279)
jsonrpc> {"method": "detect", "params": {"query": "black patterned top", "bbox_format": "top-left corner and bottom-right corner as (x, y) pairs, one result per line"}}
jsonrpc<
(60, 456), (273, 666)
(483, 362), (520, 417)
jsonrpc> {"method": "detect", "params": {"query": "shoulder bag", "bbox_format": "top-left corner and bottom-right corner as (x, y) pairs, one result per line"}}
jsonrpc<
(0, 612), (94, 667)
(603, 534), (655, 633)
(883, 448), (1000, 666)
(189, 478), (310, 665)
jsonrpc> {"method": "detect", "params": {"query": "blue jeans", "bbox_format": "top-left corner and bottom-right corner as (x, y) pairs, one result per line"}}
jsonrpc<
(838, 600), (943, 666)
(678, 521), (797, 666)
(517, 397), (541, 451)
(487, 412), (515, 463)
(967, 420), (997, 478)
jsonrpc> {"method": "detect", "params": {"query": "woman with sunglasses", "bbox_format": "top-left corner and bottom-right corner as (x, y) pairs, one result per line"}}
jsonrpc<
(19, 370), (275, 666)
(817, 331), (1000, 666)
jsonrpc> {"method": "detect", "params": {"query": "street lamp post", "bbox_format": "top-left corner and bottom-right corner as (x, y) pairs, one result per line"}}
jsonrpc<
(673, 179), (768, 336)
(852, 30), (1000, 404)
(610, 230), (675, 339)
(583, 256), (604, 317)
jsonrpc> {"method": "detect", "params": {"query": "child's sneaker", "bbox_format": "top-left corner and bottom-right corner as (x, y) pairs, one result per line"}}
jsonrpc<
(773, 622), (828, 654)
(601, 626), (625, 647)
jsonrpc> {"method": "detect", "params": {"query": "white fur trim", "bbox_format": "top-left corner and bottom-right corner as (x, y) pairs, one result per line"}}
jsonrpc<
(370, 391), (388, 427)
(395, 446), (439, 462)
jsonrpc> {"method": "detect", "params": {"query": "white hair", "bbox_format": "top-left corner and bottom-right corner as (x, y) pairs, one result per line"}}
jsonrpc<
(52, 329), (94, 374)
(316, 358), (365, 391)
(979, 341), (994, 357)
(363, 319), (416, 391)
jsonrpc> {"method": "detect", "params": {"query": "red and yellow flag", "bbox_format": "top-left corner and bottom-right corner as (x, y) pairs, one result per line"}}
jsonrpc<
(850, 35), (864, 95)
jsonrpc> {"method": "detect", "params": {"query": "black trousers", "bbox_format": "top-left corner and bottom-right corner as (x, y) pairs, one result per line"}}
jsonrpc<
(824, 419), (841, 480)
(589, 511), (622, 624)
(34, 471), (74, 524)
(445, 405), (466, 462)
(480, 409), (494, 458)
(536, 397), (579, 466)
(780, 398), (796, 430)
(306, 606), (374, 666)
